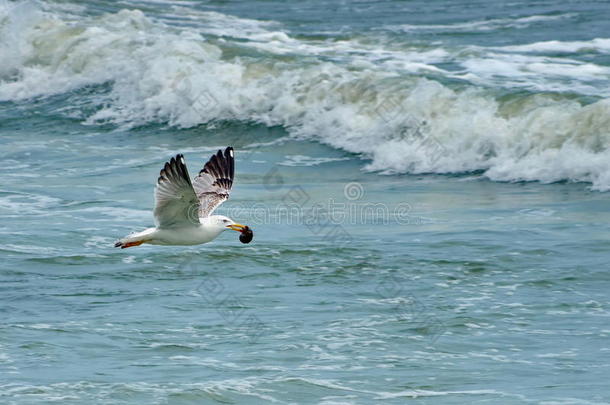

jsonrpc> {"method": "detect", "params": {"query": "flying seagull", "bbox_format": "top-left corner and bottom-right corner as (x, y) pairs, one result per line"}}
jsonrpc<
(115, 147), (252, 248)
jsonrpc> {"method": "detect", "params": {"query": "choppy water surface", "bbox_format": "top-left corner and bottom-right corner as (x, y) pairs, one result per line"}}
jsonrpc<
(1, 0), (609, 403)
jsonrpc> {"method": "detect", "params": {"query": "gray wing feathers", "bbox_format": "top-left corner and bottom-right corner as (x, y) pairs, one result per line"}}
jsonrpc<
(192, 147), (235, 217)
(154, 154), (199, 228)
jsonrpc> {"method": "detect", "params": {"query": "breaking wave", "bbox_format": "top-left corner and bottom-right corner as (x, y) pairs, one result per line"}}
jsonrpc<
(1, 1), (610, 190)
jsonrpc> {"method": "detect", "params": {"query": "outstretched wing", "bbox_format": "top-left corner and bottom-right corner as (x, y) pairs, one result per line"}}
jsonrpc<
(154, 154), (200, 228)
(192, 147), (234, 218)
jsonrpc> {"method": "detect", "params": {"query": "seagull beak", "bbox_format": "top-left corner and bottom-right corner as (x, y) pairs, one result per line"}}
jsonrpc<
(227, 223), (246, 232)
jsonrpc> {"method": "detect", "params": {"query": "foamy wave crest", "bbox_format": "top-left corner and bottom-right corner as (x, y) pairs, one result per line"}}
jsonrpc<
(396, 13), (576, 33)
(2, 2), (610, 190)
(499, 38), (610, 54)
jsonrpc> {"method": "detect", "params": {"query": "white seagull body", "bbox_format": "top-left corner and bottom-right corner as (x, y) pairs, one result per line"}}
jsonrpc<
(115, 147), (250, 249)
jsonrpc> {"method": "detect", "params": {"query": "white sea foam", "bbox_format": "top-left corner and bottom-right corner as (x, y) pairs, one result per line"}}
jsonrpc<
(456, 52), (610, 95)
(396, 13), (576, 33)
(1, 2), (610, 190)
(279, 155), (350, 167)
(499, 38), (610, 54)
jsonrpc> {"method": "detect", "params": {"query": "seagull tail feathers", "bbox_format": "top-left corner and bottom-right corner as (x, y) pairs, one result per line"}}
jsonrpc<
(114, 228), (156, 249)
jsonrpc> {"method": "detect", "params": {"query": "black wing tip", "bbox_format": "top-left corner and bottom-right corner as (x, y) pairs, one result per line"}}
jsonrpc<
(171, 154), (186, 169)
(158, 153), (191, 185)
(199, 147), (234, 177)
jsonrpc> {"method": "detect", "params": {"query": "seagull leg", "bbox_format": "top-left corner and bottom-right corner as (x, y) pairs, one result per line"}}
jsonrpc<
(115, 240), (146, 249)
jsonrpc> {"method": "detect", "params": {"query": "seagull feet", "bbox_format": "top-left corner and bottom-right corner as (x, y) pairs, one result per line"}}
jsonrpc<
(114, 240), (144, 249)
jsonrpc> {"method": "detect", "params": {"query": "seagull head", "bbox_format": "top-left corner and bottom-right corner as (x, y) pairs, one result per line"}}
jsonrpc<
(213, 215), (247, 233)
(205, 215), (253, 243)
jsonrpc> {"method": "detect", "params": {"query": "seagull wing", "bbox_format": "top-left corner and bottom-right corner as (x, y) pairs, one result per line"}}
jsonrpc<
(154, 154), (200, 228)
(192, 147), (234, 218)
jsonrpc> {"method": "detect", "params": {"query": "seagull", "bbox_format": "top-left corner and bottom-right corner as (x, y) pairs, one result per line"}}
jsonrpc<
(115, 147), (252, 249)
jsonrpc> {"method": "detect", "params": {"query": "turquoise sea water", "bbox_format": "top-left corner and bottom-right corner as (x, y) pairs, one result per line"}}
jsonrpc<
(1, 0), (610, 403)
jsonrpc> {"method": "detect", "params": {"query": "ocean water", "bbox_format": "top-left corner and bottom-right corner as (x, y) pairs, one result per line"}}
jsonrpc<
(1, 0), (610, 403)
